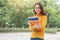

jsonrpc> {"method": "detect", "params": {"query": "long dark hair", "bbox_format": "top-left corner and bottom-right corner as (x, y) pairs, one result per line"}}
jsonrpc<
(34, 2), (46, 15)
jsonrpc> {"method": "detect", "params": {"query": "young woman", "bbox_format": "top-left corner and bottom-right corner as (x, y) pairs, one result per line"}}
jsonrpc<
(28, 2), (47, 40)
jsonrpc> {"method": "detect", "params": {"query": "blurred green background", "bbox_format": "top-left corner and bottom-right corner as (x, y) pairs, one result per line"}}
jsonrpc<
(0, 0), (60, 32)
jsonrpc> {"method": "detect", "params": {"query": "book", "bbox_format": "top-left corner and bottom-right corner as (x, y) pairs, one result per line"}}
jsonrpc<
(28, 17), (39, 26)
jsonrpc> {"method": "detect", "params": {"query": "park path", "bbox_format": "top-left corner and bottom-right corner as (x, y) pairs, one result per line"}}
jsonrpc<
(0, 32), (60, 40)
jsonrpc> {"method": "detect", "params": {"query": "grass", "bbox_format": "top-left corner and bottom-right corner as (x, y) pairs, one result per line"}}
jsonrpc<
(0, 28), (60, 33)
(57, 28), (60, 32)
(45, 28), (57, 34)
(0, 28), (30, 32)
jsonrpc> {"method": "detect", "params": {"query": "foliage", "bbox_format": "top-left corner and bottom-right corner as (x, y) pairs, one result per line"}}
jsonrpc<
(0, 0), (60, 28)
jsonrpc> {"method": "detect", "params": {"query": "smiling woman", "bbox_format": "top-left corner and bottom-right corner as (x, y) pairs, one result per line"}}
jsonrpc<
(28, 2), (47, 40)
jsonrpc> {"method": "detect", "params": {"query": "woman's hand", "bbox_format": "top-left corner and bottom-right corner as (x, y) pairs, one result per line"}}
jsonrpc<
(28, 21), (41, 32)
(33, 23), (41, 32)
(33, 23), (41, 28)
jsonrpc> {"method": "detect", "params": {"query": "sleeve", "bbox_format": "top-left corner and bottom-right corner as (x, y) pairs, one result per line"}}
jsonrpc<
(29, 25), (40, 32)
(29, 23), (39, 31)
(29, 24), (34, 31)
(35, 16), (47, 31)
(40, 16), (47, 30)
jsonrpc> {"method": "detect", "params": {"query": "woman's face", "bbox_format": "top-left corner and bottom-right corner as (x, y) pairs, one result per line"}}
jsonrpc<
(35, 4), (41, 14)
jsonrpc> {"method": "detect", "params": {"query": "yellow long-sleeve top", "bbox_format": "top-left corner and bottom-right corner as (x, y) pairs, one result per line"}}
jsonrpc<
(29, 14), (47, 39)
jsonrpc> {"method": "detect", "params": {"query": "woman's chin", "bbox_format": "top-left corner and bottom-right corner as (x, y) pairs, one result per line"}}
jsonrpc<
(36, 12), (40, 14)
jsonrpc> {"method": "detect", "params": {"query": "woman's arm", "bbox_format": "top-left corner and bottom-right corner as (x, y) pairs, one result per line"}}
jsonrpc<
(29, 24), (41, 32)
(29, 25), (41, 32)
(33, 16), (47, 32)
(28, 21), (40, 32)
(28, 20), (35, 31)
(28, 16), (47, 32)
(39, 16), (47, 30)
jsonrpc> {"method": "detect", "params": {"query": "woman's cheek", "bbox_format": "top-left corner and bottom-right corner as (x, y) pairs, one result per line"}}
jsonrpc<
(35, 9), (41, 13)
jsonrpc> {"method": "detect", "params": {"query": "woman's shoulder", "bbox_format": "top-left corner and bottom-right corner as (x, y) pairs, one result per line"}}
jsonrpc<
(42, 15), (47, 18)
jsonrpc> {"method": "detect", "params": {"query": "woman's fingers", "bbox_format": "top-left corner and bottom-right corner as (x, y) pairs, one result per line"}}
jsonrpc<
(33, 24), (40, 28)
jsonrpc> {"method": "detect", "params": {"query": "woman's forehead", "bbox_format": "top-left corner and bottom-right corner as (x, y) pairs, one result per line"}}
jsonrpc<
(35, 4), (40, 7)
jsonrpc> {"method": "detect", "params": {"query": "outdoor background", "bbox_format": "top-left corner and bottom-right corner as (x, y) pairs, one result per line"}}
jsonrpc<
(0, 0), (60, 32)
(0, 0), (60, 40)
